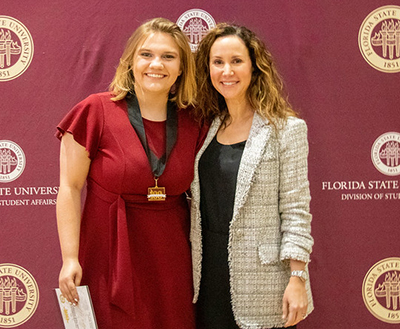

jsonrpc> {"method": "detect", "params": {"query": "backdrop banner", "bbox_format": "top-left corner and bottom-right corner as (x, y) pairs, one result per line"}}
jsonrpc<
(1, 0), (399, 328)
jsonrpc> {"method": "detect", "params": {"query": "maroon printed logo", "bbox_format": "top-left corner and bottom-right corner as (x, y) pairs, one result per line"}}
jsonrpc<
(0, 16), (34, 81)
(0, 264), (39, 328)
(0, 277), (27, 315)
(363, 258), (400, 324)
(371, 133), (400, 176)
(371, 20), (400, 60)
(0, 29), (22, 68)
(177, 9), (216, 52)
(359, 6), (400, 73)
(375, 271), (400, 311)
(0, 141), (25, 183)
(0, 149), (18, 175)
(379, 141), (400, 167)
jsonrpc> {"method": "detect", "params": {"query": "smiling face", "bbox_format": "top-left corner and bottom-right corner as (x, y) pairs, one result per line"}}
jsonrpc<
(133, 32), (182, 97)
(209, 35), (253, 105)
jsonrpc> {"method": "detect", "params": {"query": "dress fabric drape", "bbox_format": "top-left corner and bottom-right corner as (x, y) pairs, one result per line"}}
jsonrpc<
(56, 92), (205, 329)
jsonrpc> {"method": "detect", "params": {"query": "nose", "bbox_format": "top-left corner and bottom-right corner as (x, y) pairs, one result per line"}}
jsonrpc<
(222, 63), (233, 76)
(149, 57), (164, 69)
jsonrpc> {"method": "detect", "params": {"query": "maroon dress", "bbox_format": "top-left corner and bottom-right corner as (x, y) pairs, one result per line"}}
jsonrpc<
(56, 92), (205, 329)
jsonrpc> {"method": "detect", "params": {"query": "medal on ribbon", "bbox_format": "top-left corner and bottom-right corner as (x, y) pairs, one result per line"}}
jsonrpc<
(127, 94), (177, 201)
(147, 177), (166, 201)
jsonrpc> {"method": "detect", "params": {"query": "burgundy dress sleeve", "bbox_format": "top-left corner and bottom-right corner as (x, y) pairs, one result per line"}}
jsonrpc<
(55, 94), (104, 160)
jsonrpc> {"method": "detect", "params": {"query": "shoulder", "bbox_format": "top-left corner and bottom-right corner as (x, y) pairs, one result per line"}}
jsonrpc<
(84, 92), (124, 108)
(277, 117), (309, 154)
(286, 116), (307, 129)
(79, 92), (107, 104)
(61, 92), (125, 128)
(279, 116), (307, 138)
(73, 93), (126, 121)
(71, 93), (106, 113)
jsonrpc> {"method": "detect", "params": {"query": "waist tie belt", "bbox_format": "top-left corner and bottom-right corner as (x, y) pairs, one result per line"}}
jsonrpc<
(87, 178), (186, 317)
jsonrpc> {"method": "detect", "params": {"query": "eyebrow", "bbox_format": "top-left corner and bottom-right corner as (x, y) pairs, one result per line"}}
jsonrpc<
(210, 54), (245, 59)
(138, 48), (179, 55)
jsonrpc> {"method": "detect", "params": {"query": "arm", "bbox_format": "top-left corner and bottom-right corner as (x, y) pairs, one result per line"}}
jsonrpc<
(282, 259), (308, 326)
(56, 132), (91, 304)
(279, 119), (313, 262)
(278, 119), (313, 326)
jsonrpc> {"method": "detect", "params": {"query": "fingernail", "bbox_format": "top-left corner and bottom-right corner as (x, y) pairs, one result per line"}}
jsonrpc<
(74, 298), (79, 303)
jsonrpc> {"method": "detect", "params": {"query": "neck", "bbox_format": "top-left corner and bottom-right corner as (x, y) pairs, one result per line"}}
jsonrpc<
(135, 89), (169, 121)
(217, 98), (254, 145)
(225, 99), (254, 124)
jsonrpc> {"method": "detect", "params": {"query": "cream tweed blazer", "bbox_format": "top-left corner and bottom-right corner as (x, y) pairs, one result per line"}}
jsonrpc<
(190, 113), (314, 329)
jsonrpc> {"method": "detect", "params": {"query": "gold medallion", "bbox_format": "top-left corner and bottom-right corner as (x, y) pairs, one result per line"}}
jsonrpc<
(147, 177), (166, 201)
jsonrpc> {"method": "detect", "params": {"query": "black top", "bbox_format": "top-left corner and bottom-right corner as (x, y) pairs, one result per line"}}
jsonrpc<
(197, 136), (246, 329)
(199, 136), (246, 234)
(196, 136), (296, 329)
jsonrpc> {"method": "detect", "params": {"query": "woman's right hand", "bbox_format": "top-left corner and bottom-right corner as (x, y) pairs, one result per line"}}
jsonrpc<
(57, 133), (89, 306)
(59, 258), (82, 305)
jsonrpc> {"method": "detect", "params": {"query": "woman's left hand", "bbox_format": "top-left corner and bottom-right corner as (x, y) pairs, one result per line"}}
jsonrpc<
(282, 276), (308, 327)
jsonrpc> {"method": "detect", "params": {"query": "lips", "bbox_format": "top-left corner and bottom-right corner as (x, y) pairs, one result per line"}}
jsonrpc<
(146, 73), (166, 78)
(221, 81), (238, 86)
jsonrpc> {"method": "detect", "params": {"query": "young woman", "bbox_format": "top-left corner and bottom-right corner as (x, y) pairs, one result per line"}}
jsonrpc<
(56, 17), (204, 328)
(191, 23), (314, 329)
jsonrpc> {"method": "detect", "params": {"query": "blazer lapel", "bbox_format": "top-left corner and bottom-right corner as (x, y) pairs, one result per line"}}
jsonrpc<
(232, 113), (273, 221)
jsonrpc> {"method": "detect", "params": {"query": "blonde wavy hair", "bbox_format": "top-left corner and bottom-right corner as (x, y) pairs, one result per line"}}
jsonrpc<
(195, 23), (297, 126)
(110, 17), (196, 108)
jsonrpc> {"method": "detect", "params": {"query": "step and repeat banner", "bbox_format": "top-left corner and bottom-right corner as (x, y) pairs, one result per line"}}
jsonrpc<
(1, 0), (399, 328)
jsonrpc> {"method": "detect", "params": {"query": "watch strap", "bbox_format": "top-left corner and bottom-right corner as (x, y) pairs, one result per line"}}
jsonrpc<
(291, 270), (307, 282)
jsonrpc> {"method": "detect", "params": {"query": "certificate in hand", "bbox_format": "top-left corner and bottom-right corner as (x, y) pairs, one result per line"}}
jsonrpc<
(55, 285), (98, 329)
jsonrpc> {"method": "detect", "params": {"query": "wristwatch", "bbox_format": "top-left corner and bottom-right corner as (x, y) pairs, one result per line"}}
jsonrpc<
(291, 270), (308, 282)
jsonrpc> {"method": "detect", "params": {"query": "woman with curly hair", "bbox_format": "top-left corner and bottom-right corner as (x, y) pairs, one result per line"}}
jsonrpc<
(191, 23), (314, 329)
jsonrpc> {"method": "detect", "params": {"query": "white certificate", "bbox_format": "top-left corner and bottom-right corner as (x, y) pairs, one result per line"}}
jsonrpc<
(55, 285), (98, 329)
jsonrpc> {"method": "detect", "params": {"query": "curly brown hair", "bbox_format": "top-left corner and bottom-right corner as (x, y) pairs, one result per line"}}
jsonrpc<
(109, 17), (196, 108)
(195, 23), (297, 126)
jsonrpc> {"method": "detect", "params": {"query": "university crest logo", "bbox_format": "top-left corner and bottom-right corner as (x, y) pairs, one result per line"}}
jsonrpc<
(362, 258), (400, 324)
(371, 132), (400, 176)
(0, 16), (34, 81)
(177, 9), (216, 52)
(0, 141), (26, 183)
(358, 6), (400, 73)
(0, 264), (39, 328)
